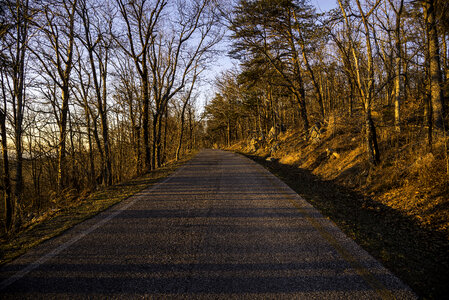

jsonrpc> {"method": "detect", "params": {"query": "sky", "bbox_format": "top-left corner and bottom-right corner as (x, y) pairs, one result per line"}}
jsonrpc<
(196, 0), (339, 113)
(312, 0), (338, 13)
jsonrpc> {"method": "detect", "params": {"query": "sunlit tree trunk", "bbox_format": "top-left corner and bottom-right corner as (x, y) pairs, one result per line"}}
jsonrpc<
(388, 0), (405, 133)
(443, 35), (448, 82)
(424, 0), (445, 131)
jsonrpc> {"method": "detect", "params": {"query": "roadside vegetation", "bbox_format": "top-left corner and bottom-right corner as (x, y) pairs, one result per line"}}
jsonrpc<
(202, 0), (449, 299)
(1, 0), (221, 236)
(0, 155), (192, 266)
(229, 124), (448, 299)
(1, 0), (449, 298)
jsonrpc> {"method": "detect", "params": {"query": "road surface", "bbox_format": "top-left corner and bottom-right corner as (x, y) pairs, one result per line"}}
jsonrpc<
(0, 149), (415, 299)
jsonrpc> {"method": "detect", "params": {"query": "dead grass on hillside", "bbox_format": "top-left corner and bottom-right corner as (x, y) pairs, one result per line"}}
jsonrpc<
(244, 113), (449, 236)
(231, 112), (449, 298)
(242, 152), (449, 299)
(374, 140), (449, 234)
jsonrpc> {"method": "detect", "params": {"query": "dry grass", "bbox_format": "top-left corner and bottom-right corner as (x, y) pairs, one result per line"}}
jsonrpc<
(232, 118), (449, 299)
(0, 155), (194, 266)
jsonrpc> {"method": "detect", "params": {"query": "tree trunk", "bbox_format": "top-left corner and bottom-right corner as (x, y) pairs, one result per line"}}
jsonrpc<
(13, 96), (23, 215)
(176, 102), (188, 161)
(91, 115), (105, 183)
(359, 0), (380, 165)
(101, 67), (112, 186)
(443, 35), (448, 82)
(349, 78), (354, 117)
(0, 107), (13, 232)
(365, 107), (380, 164)
(80, 3), (113, 186)
(156, 109), (164, 168)
(392, 0), (404, 133)
(425, 89), (433, 150)
(402, 37), (409, 102)
(134, 125), (142, 174)
(58, 86), (70, 191)
(424, 0), (445, 131)
(299, 38), (325, 119)
(12, 0), (30, 221)
(152, 113), (159, 170)
(136, 126), (142, 173)
(162, 106), (168, 165)
(339, 0), (380, 165)
(141, 69), (151, 172)
(188, 106), (193, 150)
(86, 113), (95, 186)
(294, 91), (309, 134)
(227, 120), (231, 146)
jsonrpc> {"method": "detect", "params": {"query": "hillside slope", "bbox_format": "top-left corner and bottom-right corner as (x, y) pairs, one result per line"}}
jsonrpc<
(228, 120), (449, 299)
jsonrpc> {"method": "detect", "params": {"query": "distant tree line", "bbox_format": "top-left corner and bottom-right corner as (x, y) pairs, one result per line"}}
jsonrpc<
(205, 0), (448, 166)
(0, 0), (223, 233)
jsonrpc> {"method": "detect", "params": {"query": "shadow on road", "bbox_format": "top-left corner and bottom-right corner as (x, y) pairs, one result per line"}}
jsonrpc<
(244, 153), (449, 299)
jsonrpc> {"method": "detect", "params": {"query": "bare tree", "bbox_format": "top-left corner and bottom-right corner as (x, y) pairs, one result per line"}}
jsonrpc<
(0, 0), (32, 229)
(293, 8), (325, 119)
(176, 67), (199, 161)
(388, 0), (405, 133)
(423, 0), (445, 132)
(338, 0), (381, 165)
(1, 68), (12, 231)
(149, 0), (222, 167)
(32, 0), (78, 191)
(77, 0), (114, 185)
(113, 53), (142, 175)
(115, 0), (166, 172)
(72, 52), (96, 187)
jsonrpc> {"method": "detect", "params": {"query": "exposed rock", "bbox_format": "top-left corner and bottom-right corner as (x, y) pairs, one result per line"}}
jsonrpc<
(309, 122), (326, 143)
(268, 126), (276, 140)
(249, 138), (259, 152)
(270, 142), (280, 154)
(326, 148), (340, 159)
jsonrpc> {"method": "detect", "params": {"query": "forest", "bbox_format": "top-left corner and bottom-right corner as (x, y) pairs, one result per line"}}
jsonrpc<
(1, 0), (448, 251)
(0, 0), (224, 234)
(203, 2), (449, 296)
(1, 0), (448, 297)
(204, 0), (449, 233)
(206, 0), (448, 157)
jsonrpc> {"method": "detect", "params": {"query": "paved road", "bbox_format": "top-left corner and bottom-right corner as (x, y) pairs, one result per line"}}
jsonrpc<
(0, 150), (415, 299)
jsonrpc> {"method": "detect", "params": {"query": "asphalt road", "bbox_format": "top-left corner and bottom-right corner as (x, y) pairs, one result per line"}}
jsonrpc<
(0, 149), (416, 299)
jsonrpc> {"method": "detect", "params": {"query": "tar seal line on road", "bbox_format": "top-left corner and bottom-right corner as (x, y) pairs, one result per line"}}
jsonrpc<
(0, 162), (189, 291)
(0, 149), (417, 299)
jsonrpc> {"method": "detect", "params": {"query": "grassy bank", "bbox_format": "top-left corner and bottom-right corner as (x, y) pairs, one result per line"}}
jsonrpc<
(0, 155), (193, 266)
(231, 126), (449, 299)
